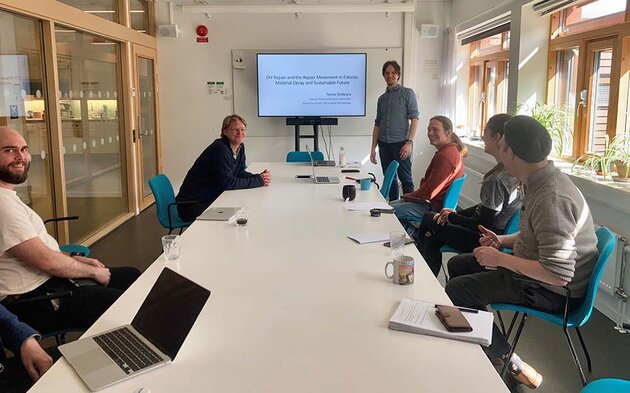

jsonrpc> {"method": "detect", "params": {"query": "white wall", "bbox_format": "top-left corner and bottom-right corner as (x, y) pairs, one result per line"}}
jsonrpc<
(157, 6), (402, 189)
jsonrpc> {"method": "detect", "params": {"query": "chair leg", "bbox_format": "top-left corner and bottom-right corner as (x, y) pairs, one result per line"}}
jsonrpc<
(496, 311), (506, 336)
(178, 227), (184, 235)
(168, 228), (173, 235)
(500, 313), (528, 378)
(575, 327), (592, 373)
(505, 311), (520, 340)
(563, 328), (587, 386)
(440, 262), (449, 283)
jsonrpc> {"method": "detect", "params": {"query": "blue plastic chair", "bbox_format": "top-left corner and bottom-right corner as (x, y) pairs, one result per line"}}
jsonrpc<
(286, 150), (324, 163)
(148, 174), (194, 234)
(581, 378), (630, 393)
(492, 227), (616, 386)
(44, 216), (91, 257)
(399, 173), (468, 224)
(380, 160), (400, 200)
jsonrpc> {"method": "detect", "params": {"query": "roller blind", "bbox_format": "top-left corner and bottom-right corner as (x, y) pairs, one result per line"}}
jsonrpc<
(532, 0), (586, 15)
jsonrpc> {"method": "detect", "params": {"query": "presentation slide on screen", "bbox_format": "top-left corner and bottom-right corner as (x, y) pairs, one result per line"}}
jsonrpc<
(257, 53), (367, 117)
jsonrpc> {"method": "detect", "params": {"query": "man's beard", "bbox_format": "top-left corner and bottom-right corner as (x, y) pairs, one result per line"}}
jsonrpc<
(0, 161), (30, 184)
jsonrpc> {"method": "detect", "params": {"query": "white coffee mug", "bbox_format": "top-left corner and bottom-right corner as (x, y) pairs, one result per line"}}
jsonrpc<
(385, 256), (415, 285)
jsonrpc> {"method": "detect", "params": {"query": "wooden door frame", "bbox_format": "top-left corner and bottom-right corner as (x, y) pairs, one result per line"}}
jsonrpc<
(131, 44), (161, 210)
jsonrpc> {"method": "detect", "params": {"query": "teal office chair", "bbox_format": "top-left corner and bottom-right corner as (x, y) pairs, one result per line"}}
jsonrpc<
(492, 227), (616, 386)
(286, 150), (324, 162)
(399, 173), (468, 224)
(581, 379), (630, 393)
(148, 174), (194, 234)
(380, 160), (400, 200)
(44, 216), (91, 257)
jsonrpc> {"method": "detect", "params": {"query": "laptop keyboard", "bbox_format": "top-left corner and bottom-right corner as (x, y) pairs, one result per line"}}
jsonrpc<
(316, 177), (330, 183)
(93, 327), (164, 374)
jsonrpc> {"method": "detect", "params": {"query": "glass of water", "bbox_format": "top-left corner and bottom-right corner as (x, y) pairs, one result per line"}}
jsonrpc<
(162, 234), (181, 260)
(390, 231), (406, 261)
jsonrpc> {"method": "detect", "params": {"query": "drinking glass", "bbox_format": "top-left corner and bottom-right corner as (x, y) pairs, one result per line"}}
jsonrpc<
(390, 231), (406, 261)
(162, 234), (181, 260)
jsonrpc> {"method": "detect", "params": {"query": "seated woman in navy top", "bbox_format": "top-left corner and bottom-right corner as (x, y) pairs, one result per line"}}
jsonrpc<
(176, 114), (271, 221)
(416, 114), (523, 277)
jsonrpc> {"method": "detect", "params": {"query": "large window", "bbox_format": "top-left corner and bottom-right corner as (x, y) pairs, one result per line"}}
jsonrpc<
(56, 0), (155, 35)
(468, 31), (510, 137)
(548, 0), (630, 159)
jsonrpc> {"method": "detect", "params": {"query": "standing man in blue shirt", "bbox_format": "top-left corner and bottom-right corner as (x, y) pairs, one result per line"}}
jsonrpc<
(370, 60), (419, 201)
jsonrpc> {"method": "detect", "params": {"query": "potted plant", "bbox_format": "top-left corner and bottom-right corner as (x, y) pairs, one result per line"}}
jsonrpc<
(572, 135), (630, 181)
(524, 102), (574, 158)
(608, 134), (630, 180)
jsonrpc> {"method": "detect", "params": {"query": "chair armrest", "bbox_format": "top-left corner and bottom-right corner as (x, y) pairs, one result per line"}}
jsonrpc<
(11, 290), (74, 305)
(43, 216), (80, 225)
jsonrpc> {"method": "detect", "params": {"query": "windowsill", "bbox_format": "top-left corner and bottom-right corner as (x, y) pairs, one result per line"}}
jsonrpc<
(462, 137), (630, 215)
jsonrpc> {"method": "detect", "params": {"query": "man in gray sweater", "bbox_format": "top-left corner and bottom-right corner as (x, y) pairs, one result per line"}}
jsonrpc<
(445, 116), (598, 389)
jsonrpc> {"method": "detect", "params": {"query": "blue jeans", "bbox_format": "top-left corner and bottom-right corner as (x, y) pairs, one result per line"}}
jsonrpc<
(378, 141), (414, 200)
(390, 200), (434, 235)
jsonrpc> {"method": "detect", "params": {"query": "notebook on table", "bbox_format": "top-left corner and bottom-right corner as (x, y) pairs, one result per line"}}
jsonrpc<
(388, 297), (493, 346)
(59, 268), (211, 391)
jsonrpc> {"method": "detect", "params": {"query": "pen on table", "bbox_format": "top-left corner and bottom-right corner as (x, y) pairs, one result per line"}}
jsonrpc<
(345, 176), (357, 181)
(435, 304), (479, 314)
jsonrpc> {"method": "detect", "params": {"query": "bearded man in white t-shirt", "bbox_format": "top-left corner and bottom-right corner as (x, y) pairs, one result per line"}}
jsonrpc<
(0, 126), (140, 335)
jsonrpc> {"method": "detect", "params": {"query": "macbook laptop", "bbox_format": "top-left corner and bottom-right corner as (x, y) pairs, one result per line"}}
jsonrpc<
(306, 146), (340, 184)
(313, 160), (336, 167)
(196, 206), (239, 221)
(59, 268), (211, 391)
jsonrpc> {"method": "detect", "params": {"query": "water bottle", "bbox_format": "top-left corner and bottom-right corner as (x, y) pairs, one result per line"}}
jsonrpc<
(339, 147), (346, 167)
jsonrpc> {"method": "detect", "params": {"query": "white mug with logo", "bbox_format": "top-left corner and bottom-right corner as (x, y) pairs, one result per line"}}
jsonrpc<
(385, 256), (415, 285)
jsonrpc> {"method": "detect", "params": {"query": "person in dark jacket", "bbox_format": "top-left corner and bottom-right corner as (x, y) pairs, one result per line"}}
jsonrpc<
(176, 114), (271, 221)
(416, 114), (522, 276)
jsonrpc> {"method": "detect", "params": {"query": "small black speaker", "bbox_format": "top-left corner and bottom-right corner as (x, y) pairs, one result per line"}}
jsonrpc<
(342, 185), (356, 201)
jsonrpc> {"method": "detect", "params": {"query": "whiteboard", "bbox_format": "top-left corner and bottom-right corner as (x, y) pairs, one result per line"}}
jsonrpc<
(232, 47), (403, 137)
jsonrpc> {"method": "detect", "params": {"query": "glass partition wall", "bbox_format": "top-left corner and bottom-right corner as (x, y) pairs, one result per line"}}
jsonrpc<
(55, 26), (128, 241)
(0, 1), (158, 245)
(0, 10), (56, 229)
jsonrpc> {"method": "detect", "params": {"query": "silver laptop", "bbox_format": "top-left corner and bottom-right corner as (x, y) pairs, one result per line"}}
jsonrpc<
(306, 146), (340, 184)
(196, 206), (239, 221)
(59, 268), (211, 391)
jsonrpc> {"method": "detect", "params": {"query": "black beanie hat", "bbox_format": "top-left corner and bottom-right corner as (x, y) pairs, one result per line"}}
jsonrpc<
(504, 115), (552, 163)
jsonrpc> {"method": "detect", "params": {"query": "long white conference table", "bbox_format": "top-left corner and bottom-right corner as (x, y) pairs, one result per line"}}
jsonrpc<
(29, 162), (509, 392)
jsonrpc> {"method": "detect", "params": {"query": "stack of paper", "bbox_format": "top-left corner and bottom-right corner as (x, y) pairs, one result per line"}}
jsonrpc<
(388, 297), (493, 346)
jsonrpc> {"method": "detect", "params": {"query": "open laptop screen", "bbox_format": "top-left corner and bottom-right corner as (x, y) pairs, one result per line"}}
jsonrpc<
(131, 268), (210, 359)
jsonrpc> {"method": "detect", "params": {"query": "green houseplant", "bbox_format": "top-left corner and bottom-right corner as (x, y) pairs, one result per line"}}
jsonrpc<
(524, 102), (574, 158)
(572, 135), (630, 181)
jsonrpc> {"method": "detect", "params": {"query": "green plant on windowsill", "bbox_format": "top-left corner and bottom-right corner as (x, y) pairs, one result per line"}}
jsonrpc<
(572, 135), (630, 181)
(522, 102), (574, 158)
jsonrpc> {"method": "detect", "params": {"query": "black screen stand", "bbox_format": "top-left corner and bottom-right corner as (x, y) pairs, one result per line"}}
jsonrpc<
(286, 117), (338, 151)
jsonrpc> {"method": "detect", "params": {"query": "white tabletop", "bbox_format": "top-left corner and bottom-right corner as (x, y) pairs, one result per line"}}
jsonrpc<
(29, 162), (509, 393)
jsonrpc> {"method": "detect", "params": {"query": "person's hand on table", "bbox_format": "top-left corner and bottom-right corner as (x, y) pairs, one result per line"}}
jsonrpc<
(20, 337), (53, 382)
(260, 169), (272, 186)
(399, 143), (412, 160)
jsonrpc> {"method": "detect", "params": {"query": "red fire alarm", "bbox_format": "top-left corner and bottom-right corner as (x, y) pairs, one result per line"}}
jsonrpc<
(196, 25), (208, 37)
(196, 25), (209, 43)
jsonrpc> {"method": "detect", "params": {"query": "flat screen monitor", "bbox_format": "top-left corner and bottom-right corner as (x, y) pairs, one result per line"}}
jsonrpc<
(257, 53), (367, 117)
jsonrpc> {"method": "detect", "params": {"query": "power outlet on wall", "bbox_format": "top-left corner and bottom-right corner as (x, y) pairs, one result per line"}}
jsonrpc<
(232, 50), (245, 69)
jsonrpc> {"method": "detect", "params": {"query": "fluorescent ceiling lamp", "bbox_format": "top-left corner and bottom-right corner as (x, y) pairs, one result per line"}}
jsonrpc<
(86, 10), (116, 14)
